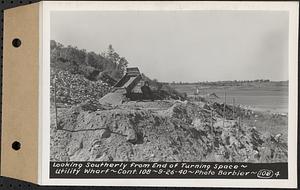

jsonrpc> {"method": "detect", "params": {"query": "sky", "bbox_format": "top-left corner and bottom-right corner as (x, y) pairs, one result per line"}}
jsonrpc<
(51, 11), (289, 82)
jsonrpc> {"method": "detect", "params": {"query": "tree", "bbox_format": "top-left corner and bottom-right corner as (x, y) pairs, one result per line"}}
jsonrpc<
(102, 44), (128, 79)
(86, 52), (104, 71)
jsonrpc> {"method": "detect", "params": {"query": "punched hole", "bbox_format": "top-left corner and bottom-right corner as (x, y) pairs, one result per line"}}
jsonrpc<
(12, 38), (21, 48)
(12, 141), (21, 151)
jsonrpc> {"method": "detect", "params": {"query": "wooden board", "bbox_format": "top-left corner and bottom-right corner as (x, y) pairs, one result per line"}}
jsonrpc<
(1, 2), (40, 184)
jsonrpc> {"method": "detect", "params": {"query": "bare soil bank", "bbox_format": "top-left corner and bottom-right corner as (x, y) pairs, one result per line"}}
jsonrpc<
(50, 99), (287, 163)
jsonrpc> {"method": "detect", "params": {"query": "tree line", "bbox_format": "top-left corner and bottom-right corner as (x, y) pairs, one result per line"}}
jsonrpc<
(170, 79), (274, 86)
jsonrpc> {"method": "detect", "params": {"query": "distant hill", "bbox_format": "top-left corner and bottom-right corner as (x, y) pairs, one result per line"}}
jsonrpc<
(169, 80), (288, 87)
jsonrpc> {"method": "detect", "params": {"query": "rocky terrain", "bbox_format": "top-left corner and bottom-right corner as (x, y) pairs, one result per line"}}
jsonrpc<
(49, 41), (288, 163)
(51, 71), (111, 105)
(50, 98), (288, 163)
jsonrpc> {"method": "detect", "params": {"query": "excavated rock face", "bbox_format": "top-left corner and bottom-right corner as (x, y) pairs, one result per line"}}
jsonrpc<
(50, 100), (288, 163)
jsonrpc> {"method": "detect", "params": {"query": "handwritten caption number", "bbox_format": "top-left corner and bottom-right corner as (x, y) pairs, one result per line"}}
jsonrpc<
(139, 169), (151, 175)
(166, 169), (175, 175)
(274, 171), (280, 177)
(257, 169), (274, 178)
(178, 169), (188, 175)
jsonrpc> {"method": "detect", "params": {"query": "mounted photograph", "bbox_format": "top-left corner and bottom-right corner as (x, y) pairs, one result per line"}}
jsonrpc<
(1, 1), (297, 188)
(50, 10), (289, 164)
(39, 1), (298, 188)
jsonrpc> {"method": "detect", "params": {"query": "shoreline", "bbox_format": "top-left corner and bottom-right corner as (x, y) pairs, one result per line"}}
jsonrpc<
(237, 104), (288, 116)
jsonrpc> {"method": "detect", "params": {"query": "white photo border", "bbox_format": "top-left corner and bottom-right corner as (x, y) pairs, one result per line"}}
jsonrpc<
(39, 1), (299, 188)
